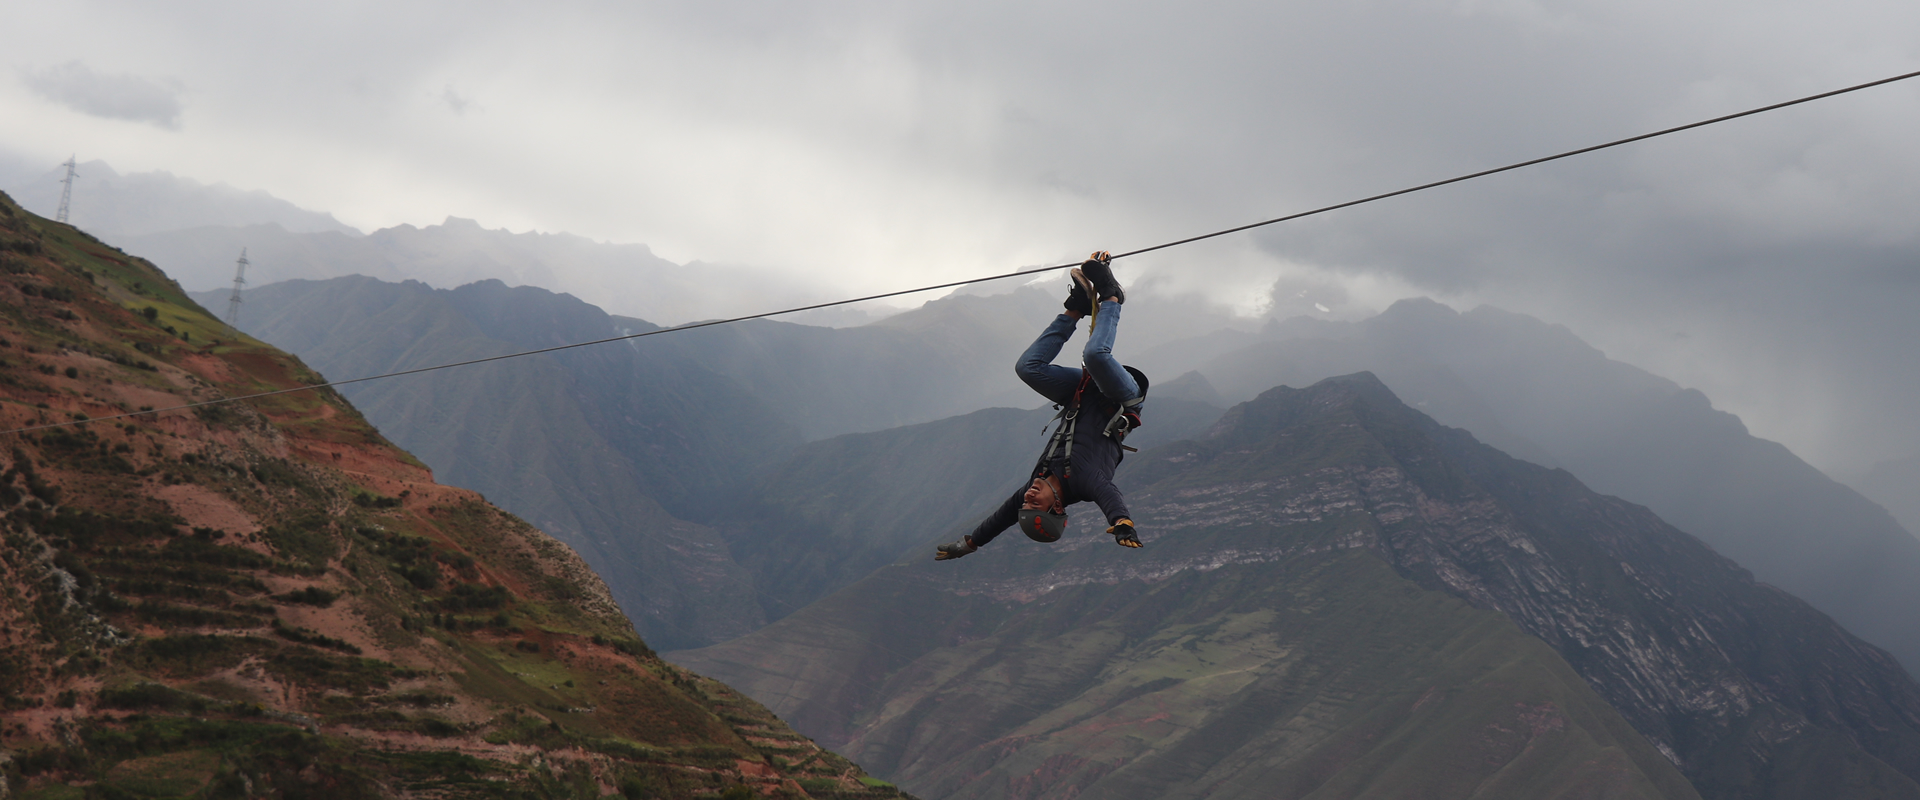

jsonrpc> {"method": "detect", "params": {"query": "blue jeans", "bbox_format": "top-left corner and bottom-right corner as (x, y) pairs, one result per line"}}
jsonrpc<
(1016, 301), (1140, 408)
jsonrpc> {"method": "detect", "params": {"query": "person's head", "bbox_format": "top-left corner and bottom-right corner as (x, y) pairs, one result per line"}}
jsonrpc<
(1018, 476), (1067, 543)
(1021, 476), (1063, 513)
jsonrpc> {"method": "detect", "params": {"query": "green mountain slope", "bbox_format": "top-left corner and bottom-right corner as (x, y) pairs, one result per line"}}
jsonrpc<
(675, 373), (1920, 799)
(0, 191), (907, 798)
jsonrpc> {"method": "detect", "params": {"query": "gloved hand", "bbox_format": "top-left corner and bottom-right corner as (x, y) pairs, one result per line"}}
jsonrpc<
(935, 537), (978, 561)
(1109, 519), (1142, 548)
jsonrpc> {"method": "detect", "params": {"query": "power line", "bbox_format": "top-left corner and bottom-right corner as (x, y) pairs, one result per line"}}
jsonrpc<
(6, 67), (1918, 438)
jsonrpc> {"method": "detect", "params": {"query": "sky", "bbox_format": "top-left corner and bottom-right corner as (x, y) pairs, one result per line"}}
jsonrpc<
(1, 0), (1918, 478)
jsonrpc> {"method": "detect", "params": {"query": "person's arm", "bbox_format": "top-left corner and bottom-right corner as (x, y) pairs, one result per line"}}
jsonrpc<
(965, 486), (1027, 550)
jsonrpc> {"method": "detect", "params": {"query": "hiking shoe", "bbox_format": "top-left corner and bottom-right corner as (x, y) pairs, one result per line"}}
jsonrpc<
(935, 537), (978, 561)
(1109, 519), (1142, 548)
(1064, 270), (1093, 317)
(1081, 252), (1125, 305)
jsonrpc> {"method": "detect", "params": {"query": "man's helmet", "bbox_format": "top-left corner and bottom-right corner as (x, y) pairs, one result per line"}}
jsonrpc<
(1017, 507), (1067, 543)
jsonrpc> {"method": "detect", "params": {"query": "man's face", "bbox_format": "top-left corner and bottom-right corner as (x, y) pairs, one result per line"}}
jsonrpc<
(1022, 477), (1061, 513)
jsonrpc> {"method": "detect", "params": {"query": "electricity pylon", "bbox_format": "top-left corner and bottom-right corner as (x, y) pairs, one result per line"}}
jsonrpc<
(226, 249), (249, 329)
(55, 157), (77, 224)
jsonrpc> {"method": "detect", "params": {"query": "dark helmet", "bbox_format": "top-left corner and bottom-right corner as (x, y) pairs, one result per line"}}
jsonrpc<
(1017, 507), (1067, 543)
(1124, 366), (1149, 401)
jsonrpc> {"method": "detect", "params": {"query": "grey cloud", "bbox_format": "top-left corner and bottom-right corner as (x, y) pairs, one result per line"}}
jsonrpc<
(4, 0), (1916, 483)
(442, 85), (470, 115)
(22, 61), (184, 129)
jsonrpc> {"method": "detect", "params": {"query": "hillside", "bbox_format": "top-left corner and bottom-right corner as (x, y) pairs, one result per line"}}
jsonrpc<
(0, 191), (909, 797)
(674, 374), (1920, 799)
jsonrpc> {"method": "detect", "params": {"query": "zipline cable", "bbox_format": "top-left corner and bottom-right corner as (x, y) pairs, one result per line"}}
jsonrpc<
(6, 67), (1918, 437)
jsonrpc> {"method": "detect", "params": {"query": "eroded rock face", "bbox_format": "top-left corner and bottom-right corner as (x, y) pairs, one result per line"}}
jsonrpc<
(1124, 374), (1920, 794)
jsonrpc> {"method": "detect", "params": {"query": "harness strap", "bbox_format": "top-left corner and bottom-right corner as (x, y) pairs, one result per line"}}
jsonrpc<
(1036, 374), (1093, 479)
(1102, 395), (1146, 452)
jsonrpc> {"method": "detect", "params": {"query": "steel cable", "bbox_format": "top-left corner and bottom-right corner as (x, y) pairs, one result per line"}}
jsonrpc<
(6, 67), (1917, 436)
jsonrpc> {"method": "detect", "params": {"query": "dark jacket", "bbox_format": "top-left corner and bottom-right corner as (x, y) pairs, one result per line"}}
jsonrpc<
(967, 385), (1137, 547)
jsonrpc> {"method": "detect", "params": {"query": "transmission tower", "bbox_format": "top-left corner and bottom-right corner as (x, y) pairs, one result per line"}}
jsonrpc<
(225, 249), (249, 329)
(55, 156), (78, 224)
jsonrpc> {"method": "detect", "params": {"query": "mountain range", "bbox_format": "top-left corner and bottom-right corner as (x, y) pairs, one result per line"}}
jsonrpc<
(1134, 299), (1920, 673)
(9, 165), (1920, 798)
(210, 275), (1920, 684)
(675, 374), (1920, 800)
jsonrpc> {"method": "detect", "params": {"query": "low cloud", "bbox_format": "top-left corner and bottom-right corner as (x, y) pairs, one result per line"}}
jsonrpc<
(22, 61), (183, 129)
(441, 85), (470, 115)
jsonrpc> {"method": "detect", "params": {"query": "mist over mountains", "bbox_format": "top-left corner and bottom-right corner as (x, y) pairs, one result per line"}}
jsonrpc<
(2, 160), (890, 328)
(8, 159), (359, 239)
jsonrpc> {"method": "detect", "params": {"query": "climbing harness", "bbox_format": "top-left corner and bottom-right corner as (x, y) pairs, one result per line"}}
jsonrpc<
(1034, 371), (1146, 483)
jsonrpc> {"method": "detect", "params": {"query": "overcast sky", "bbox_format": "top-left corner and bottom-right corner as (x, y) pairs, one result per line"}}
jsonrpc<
(2, 0), (1917, 477)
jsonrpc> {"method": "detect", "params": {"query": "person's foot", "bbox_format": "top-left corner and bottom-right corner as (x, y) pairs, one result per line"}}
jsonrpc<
(1064, 270), (1093, 317)
(1109, 519), (1142, 548)
(1081, 251), (1125, 305)
(936, 536), (978, 561)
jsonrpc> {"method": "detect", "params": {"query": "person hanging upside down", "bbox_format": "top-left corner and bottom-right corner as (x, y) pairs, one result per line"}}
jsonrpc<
(936, 251), (1148, 561)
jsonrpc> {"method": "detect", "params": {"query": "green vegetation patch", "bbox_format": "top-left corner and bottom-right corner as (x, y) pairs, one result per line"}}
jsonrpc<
(262, 649), (417, 694)
(156, 536), (275, 570)
(126, 634), (274, 678)
(135, 599), (270, 629)
(101, 748), (221, 797)
(98, 682), (212, 714)
(32, 428), (138, 475)
(26, 506), (179, 550)
(273, 586), (337, 606)
(13, 783), (86, 800)
(94, 560), (268, 594)
(271, 619), (362, 654)
(356, 749), (506, 793)
(262, 514), (338, 568)
(325, 709), (466, 738)
(435, 581), (511, 612)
